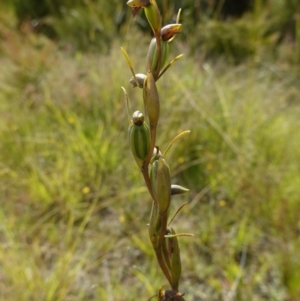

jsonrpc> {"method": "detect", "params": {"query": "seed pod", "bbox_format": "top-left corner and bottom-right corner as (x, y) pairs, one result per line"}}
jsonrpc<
(169, 227), (182, 292)
(128, 111), (150, 168)
(129, 73), (147, 88)
(156, 157), (171, 214)
(144, 0), (161, 36)
(143, 71), (160, 128)
(149, 151), (171, 209)
(150, 155), (171, 214)
(161, 24), (182, 41)
(146, 38), (169, 75)
(171, 185), (189, 196)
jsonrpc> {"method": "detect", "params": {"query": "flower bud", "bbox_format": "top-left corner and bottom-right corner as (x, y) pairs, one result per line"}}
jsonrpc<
(128, 111), (150, 168)
(152, 146), (162, 160)
(161, 24), (182, 41)
(146, 37), (169, 75)
(132, 110), (144, 125)
(126, 0), (150, 8)
(143, 71), (160, 128)
(129, 73), (147, 88)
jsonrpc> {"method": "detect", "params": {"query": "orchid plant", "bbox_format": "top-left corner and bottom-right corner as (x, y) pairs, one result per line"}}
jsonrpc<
(121, 1), (193, 300)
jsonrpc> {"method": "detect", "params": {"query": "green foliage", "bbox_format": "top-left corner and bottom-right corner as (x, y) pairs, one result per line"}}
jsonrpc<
(3, 0), (300, 59)
(187, 0), (300, 62)
(49, 0), (128, 52)
(268, 0), (300, 38)
(6, 0), (128, 52)
(189, 15), (269, 63)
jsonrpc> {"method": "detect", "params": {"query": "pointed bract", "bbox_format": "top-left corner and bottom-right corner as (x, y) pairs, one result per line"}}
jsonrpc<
(171, 185), (189, 196)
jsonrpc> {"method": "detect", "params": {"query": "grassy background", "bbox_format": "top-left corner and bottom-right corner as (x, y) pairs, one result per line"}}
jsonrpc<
(1, 1), (300, 301)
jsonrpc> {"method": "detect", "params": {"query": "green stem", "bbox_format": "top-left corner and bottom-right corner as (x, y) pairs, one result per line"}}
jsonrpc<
(141, 166), (157, 204)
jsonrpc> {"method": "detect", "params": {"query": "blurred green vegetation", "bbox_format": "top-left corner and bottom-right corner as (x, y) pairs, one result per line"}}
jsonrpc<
(2, 0), (300, 61)
(1, 1), (300, 301)
(3, 0), (129, 52)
